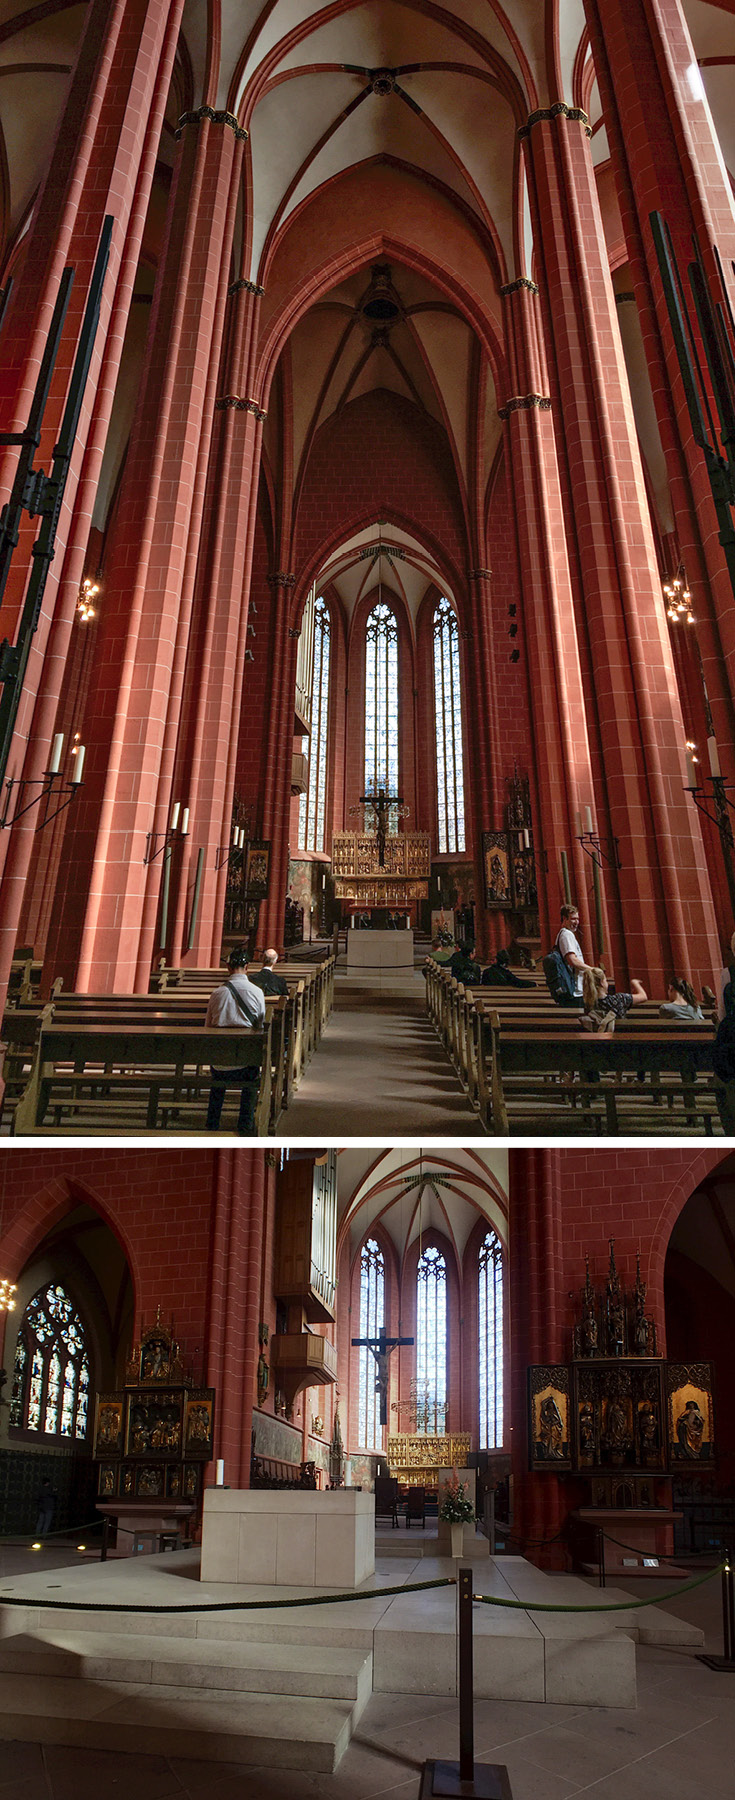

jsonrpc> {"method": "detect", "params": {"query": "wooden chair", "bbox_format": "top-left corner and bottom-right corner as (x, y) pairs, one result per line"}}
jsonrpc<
(404, 1486), (426, 1528)
(374, 1475), (399, 1527)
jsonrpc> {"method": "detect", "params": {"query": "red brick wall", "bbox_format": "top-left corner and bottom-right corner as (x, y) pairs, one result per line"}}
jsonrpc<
(0, 1149), (218, 1361)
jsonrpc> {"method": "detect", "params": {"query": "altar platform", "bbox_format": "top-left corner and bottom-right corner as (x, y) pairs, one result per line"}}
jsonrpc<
(347, 927), (414, 968)
(0, 1540), (706, 1772)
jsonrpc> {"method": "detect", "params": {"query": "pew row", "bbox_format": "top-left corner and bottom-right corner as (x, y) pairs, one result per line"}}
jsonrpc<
(424, 961), (720, 1136)
(2, 956), (334, 1136)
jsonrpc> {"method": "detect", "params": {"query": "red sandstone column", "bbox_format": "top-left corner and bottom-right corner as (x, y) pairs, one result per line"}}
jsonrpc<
(256, 578), (301, 954)
(509, 1149), (567, 1567)
(583, 0), (735, 777)
(42, 109), (245, 993)
(522, 104), (721, 993)
(0, 0), (185, 1003)
(463, 568), (504, 960)
(167, 284), (267, 969)
(500, 280), (600, 961)
(207, 1150), (272, 1487)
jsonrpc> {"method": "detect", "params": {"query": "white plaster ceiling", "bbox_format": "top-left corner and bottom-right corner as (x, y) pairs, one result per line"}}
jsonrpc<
(336, 1146), (509, 1271)
(317, 520), (456, 627)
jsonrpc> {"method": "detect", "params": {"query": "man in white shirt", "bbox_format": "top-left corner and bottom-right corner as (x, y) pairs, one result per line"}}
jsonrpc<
(557, 903), (586, 1000)
(205, 946), (266, 1134)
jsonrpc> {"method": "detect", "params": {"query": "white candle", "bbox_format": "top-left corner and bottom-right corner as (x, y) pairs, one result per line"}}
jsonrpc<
(181, 807), (189, 836)
(215, 1459), (225, 1487)
(71, 746), (85, 784)
(171, 801), (180, 830)
(232, 824), (239, 845)
(707, 736), (721, 779)
(523, 828), (530, 850)
(685, 748), (698, 788)
(584, 805), (594, 835)
(239, 828), (246, 848)
(49, 733), (63, 774)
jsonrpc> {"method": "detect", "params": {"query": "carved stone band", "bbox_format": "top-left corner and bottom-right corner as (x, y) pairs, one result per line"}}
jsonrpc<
(215, 396), (267, 421)
(268, 573), (297, 589)
(518, 103), (591, 140)
(500, 277), (539, 297)
(176, 106), (248, 142)
(468, 569), (492, 581)
(497, 394), (552, 420)
(229, 278), (265, 299)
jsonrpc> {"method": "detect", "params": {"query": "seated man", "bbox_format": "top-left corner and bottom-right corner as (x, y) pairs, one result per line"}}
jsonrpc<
(449, 941), (482, 984)
(205, 946), (266, 1135)
(481, 947), (535, 988)
(251, 947), (288, 996)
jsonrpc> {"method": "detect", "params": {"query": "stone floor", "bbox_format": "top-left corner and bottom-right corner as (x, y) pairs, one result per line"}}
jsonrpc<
(278, 962), (484, 1137)
(0, 1545), (732, 1797)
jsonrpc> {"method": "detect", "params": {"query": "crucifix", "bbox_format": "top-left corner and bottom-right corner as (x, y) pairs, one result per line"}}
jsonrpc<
(359, 785), (405, 867)
(351, 1325), (413, 1425)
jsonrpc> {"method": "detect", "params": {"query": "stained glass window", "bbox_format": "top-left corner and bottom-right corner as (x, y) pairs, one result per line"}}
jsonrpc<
(299, 596), (331, 851)
(358, 1238), (385, 1449)
(365, 602), (398, 796)
(416, 1246), (447, 1434)
(479, 1231), (504, 1449)
(10, 1283), (90, 1442)
(433, 598), (465, 853)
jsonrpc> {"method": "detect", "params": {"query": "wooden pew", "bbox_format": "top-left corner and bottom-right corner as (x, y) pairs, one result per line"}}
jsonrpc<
(424, 961), (719, 1135)
(11, 1017), (274, 1137)
(476, 1007), (718, 1136)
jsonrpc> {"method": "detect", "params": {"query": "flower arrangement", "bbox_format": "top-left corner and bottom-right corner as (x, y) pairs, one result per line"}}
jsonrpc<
(438, 1470), (474, 1524)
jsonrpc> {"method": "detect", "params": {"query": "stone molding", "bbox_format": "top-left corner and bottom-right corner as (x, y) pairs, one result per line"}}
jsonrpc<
(229, 278), (265, 299)
(176, 105), (248, 142)
(500, 276), (539, 297)
(268, 573), (297, 589)
(497, 394), (552, 420)
(214, 395), (267, 421)
(615, 291), (636, 304)
(468, 568), (492, 581)
(518, 102), (591, 140)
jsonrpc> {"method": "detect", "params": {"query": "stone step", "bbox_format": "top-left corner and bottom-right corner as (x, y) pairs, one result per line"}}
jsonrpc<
(0, 1627), (372, 1702)
(0, 1669), (359, 1771)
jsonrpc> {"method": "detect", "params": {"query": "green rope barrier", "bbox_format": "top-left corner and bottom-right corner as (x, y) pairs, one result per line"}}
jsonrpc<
(474, 1560), (723, 1613)
(0, 1575), (455, 1615)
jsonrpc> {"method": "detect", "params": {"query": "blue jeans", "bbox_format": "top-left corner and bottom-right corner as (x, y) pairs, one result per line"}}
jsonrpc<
(207, 1066), (259, 1134)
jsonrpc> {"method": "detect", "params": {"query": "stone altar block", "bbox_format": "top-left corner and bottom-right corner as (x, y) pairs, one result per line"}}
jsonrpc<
(347, 929), (414, 968)
(200, 1488), (375, 1588)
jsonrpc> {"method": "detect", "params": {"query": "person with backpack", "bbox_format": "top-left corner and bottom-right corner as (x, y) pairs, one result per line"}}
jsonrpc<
(205, 946), (266, 1134)
(544, 903), (587, 1005)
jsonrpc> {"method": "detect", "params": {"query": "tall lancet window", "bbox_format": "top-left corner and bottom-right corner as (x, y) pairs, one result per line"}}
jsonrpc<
(478, 1230), (504, 1449)
(416, 1246), (447, 1432)
(10, 1283), (91, 1442)
(433, 597), (465, 853)
(365, 601), (398, 795)
(358, 1238), (385, 1449)
(299, 596), (331, 851)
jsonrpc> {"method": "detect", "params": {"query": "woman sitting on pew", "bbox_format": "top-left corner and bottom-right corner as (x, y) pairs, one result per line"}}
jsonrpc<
(580, 966), (647, 1031)
(659, 977), (703, 1022)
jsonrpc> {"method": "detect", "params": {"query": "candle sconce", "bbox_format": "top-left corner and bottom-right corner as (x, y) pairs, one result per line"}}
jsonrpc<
(0, 734), (85, 831)
(577, 831), (622, 871)
(215, 825), (247, 872)
(685, 777), (735, 848)
(144, 801), (189, 865)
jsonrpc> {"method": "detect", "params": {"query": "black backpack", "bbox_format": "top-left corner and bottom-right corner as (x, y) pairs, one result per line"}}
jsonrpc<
(543, 933), (578, 1004)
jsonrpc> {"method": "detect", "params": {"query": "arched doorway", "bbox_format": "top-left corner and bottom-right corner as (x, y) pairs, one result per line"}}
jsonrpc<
(0, 1198), (134, 1537)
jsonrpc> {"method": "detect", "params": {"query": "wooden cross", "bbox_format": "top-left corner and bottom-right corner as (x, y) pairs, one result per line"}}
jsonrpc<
(351, 1325), (413, 1425)
(359, 785), (404, 867)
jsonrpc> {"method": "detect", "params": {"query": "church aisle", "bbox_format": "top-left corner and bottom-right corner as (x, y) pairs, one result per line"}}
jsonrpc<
(278, 964), (484, 1137)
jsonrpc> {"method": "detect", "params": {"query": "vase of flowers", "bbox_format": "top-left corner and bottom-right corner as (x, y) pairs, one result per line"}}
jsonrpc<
(438, 1470), (474, 1558)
